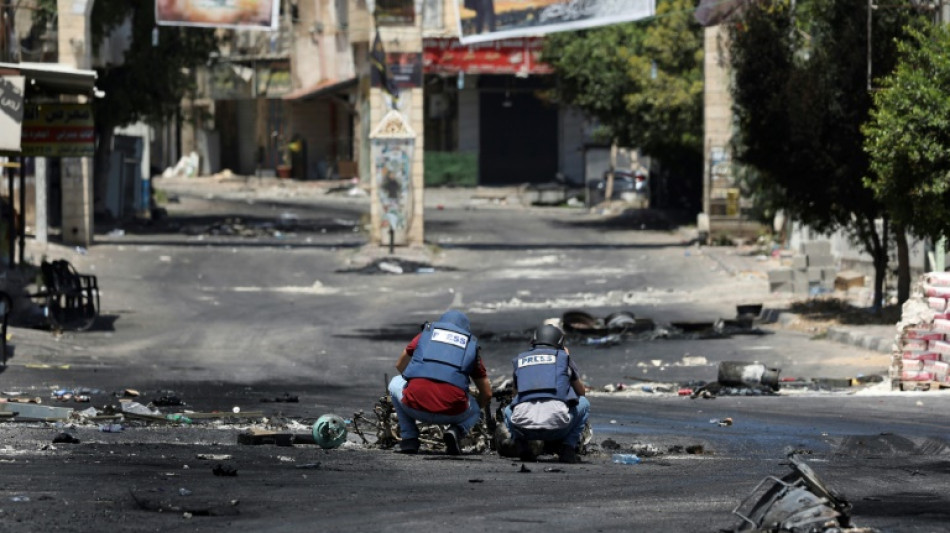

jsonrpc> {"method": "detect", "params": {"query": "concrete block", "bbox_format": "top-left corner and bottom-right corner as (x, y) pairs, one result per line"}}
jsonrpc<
(801, 240), (832, 256)
(768, 268), (793, 283)
(807, 266), (823, 283)
(791, 256), (807, 269)
(792, 280), (810, 294)
(807, 253), (835, 268)
(791, 269), (809, 285)
(820, 267), (838, 282)
(770, 281), (792, 293)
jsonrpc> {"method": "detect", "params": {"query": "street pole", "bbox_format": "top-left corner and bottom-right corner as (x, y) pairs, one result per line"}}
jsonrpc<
(868, 0), (874, 92)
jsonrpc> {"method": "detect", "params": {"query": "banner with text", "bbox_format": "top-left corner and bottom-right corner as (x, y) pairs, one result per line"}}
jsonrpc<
(156, 0), (280, 30)
(0, 76), (25, 152)
(424, 37), (552, 75)
(457, 0), (655, 44)
(22, 104), (95, 158)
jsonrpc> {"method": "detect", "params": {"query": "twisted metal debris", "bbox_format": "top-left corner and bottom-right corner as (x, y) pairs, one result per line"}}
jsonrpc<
(364, 380), (591, 456)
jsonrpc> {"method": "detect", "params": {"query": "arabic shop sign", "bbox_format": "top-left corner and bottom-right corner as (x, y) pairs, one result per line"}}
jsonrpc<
(0, 76), (25, 152)
(22, 103), (95, 157)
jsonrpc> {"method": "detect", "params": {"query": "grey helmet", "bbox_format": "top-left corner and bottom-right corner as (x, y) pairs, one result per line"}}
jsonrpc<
(532, 324), (565, 348)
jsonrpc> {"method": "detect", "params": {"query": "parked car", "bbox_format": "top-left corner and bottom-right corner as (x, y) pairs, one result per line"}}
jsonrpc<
(587, 170), (649, 208)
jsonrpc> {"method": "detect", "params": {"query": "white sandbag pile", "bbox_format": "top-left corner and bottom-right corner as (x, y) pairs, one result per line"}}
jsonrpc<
(892, 272), (950, 390)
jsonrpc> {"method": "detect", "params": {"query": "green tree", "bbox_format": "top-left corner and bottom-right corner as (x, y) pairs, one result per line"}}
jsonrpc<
(865, 22), (950, 303)
(542, 0), (704, 211)
(88, 1), (218, 217)
(727, 0), (914, 309)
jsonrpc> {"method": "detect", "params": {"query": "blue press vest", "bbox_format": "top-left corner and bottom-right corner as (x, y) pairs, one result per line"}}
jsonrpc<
(402, 321), (479, 390)
(512, 347), (576, 405)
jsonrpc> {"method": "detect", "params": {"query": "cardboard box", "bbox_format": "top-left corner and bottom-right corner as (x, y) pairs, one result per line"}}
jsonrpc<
(834, 270), (865, 291)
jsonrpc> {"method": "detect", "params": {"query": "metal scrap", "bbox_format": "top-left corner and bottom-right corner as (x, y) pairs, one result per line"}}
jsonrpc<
(730, 455), (873, 532)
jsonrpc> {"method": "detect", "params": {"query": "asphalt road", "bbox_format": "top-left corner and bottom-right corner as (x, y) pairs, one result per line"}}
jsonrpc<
(0, 178), (947, 532)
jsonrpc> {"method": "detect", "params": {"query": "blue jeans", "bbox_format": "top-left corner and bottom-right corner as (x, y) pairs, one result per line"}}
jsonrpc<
(388, 375), (482, 440)
(503, 396), (590, 447)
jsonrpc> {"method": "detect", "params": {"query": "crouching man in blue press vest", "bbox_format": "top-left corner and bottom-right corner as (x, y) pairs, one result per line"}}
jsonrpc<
(388, 310), (492, 455)
(503, 324), (590, 464)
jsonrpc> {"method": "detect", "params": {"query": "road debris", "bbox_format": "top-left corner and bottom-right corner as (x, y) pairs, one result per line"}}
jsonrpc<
(312, 414), (348, 449)
(196, 454), (232, 461)
(612, 454), (642, 464)
(729, 455), (868, 532)
(211, 463), (237, 477)
(260, 393), (299, 403)
(0, 402), (73, 421)
(52, 432), (80, 444)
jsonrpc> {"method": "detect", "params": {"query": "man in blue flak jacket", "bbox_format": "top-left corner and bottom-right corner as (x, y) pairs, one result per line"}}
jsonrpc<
(503, 323), (590, 463)
(388, 309), (492, 455)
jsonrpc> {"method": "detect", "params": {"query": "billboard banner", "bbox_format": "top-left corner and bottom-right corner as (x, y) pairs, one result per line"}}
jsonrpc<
(156, 0), (280, 31)
(457, 0), (656, 44)
(423, 37), (552, 75)
(0, 76), (25, 152)
(21, 104), (95, 158)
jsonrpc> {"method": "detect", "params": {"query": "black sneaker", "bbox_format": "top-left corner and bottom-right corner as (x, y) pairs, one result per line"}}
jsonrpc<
(517, 439), (536, 462)
(395, 437), (419, 454)
(558, 444), (577, 464)
(443, 427), (462, 455)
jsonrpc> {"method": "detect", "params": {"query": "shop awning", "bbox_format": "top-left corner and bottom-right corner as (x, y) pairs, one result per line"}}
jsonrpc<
(283, 77), (357, 101)
(0, 62), (97, 95)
